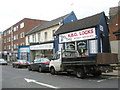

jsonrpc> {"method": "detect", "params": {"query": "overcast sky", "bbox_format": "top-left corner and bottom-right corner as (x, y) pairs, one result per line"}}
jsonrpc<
(0, 0), (119, 32)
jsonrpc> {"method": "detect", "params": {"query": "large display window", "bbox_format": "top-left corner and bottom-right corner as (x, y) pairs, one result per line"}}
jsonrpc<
(77, 40), (88, 55)
(66, 40), (88, 56)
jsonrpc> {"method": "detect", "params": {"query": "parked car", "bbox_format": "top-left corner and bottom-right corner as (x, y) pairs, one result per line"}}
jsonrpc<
(12, 60), (30, 68)
(0, 58), (7, 65)
(28, 58), (50, 72)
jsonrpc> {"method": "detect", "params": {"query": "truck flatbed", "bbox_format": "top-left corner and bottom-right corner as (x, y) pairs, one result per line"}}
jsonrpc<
(62, 53), (118, 65)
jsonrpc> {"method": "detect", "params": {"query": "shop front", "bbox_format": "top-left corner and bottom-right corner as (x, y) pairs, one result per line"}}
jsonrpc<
(30, 42), (53, 61)
(18, 46), (30, 61)
(59, 28), (98, 56)
(54, 12), (111, 56)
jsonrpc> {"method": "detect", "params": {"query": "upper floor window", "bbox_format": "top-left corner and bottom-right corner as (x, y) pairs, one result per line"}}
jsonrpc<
(14, 44), (17, 49)
(4, 32), (6, 36)
(38, 33), (40, 42)
(8, 45), (11, 49)
(14, 27), (17, 32)
(52, 30), (55, 38)
(4, 39), (6, 43)
(28, 36), (30, 44)
(9, 37), (11, 42)
(45, 32), (47, 40)
(32, 34), (36, 42)
(20, 32), (24, 38)
(20, 22), (24, 29)
(4, 46), (6, 49)
(20, 42), (24, 46)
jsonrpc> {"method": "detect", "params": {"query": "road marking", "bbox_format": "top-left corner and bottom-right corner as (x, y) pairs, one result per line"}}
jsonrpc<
(97, 76), (119, 82)
(24, 78), (60, 89)
(97, 79), (106, 82)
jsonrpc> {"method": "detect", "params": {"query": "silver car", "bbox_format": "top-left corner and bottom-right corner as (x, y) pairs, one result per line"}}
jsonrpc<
(0, 58), (7, 65)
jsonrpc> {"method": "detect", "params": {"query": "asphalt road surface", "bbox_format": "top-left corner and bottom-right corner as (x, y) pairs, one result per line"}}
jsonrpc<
(1, 65), (119, 89)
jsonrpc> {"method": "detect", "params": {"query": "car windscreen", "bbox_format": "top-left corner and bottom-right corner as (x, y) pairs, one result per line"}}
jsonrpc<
(41, 58), (50, 62)
(18, 60), (27, 63)
(0, 59), (5, 61)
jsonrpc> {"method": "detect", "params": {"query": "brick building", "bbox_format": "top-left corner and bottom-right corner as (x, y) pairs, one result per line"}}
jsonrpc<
(0, 32), (3, 58)
(2, 18), (47, 61)
(108, 6), (120, 62)
(109, 6), (120, 41)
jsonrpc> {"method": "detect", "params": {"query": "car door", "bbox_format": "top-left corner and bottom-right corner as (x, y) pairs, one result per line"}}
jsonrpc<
(33, 59), (41, 70)
(35, 59), (41, 70)
(30, 59), (38, 70)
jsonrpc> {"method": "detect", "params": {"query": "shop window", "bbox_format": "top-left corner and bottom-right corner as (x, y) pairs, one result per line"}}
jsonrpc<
(66, 42), (75, 50)
(77, 40), (88, 55)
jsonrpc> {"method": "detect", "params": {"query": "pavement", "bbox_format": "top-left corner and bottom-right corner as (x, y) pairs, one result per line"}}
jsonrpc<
(102, 70), (120, 76)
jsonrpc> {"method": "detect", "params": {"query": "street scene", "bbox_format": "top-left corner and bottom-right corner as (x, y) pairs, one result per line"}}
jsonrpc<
(0, 0), (120, 90)
(2, 65), (119, 88)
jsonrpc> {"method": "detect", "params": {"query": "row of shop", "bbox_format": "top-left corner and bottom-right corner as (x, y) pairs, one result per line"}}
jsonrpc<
(3, 12), (111, 61)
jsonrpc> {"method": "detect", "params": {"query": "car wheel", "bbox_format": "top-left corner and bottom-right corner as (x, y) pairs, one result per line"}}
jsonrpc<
(28, 66), (32, 71)
(13, 65), (15, 68)
(16, 65), (19, 68)
(38, 67), (43, 73)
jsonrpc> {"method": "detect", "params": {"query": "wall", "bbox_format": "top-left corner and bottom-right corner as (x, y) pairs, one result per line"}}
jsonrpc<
(110, 40), (120, 62)
(98, 13), (111, 53)
(26, 25), (60, 45)
(2, 18), (47, 61)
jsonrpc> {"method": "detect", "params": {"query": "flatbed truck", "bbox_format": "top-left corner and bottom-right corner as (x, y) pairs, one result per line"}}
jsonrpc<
(49, 50), (118, 78)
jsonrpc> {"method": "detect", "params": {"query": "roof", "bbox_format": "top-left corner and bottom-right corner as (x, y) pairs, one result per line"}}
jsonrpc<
(26, 13), (70, 35)
(55, 12), (105, 35)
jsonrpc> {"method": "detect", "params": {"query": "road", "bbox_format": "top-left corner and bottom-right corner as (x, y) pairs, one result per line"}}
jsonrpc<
(1, 65), (119, 89)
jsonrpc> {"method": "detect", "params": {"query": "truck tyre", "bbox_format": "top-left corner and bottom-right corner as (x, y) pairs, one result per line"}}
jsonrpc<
(50, 67), (56, 75)
(76, 69), (85, 79)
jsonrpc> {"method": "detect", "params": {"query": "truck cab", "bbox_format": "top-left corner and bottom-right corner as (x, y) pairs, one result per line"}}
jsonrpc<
(49, 50), (79, 74)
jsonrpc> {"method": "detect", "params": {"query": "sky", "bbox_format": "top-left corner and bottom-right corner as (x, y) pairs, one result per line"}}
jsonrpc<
(0, 0), (119, 32)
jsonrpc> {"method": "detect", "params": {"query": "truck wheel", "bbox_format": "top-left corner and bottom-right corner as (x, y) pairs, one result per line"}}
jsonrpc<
(76, 69), (85, 79)
(50, 67), (56, 75)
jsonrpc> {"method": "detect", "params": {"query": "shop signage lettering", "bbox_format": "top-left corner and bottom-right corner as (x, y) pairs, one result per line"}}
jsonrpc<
(20, 48), (29, 52)
(59, 28), (96, 43)
(68, 29), (94, 37)
(30, 43), (53, 50)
